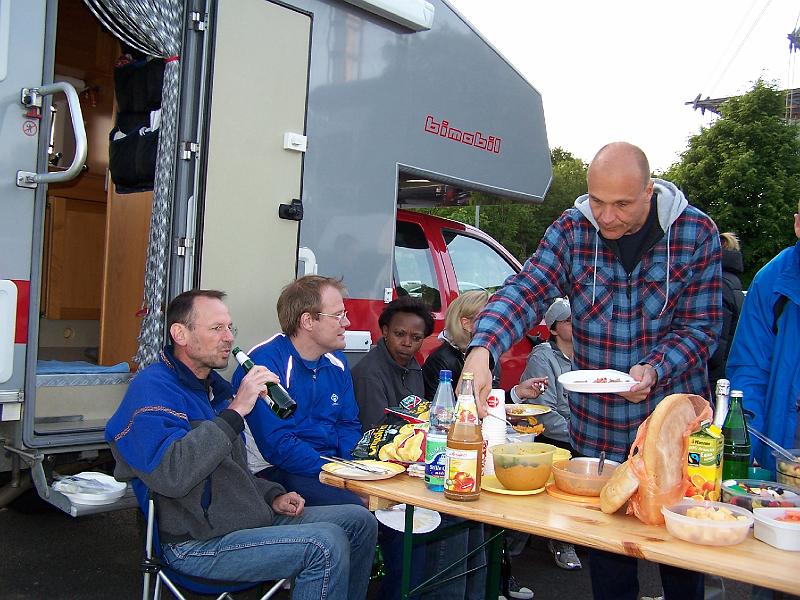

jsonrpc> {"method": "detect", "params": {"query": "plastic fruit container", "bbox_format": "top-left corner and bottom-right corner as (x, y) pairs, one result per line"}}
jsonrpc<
(752, 507), (800, 551)
(492, 442), (557, 491)
(773, 449), (800, 487)
(551, 457), (620, 496)
(661, 500), (753, 546)
(721, 479), (800, 511)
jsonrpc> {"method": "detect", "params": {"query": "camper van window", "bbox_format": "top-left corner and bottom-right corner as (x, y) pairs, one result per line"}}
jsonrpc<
(394, 222), (441, 310)
(443, 231), (516, 294)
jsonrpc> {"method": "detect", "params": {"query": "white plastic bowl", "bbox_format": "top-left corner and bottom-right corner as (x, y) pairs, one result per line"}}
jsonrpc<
(752, 507), (800, 551)
(661, 499), (753, 546)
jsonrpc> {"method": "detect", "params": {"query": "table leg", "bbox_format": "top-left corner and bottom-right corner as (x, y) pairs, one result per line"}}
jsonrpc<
(400, 504), (415, 600)
(485, 525), (504, 600)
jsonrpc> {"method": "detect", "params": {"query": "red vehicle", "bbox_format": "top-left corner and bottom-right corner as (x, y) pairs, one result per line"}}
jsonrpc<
(345, 209), (548, 391)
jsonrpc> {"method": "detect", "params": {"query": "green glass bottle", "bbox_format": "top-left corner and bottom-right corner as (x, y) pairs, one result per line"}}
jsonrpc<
(721, 390), (751, 481)
(232, 347), (297, 419)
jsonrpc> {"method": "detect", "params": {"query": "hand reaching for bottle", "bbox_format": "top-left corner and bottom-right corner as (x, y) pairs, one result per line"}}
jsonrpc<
(229, 366), (280, 417)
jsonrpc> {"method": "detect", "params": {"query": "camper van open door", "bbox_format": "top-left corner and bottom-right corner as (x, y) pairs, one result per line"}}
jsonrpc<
(197, 0), (308, 366)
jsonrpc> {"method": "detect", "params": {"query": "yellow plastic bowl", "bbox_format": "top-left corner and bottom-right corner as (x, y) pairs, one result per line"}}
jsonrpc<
(492, 442), (557, 491)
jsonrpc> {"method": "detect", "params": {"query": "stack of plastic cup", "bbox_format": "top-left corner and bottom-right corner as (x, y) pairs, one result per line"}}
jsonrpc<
(482, 388), (508, 475)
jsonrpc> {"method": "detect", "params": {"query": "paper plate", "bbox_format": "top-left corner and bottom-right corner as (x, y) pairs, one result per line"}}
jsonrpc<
(481, 474), (545, 496)
(375, 504), (442, 534)
(321, 460), (405, 481)
(558, 370), (637, 394)
(505, 404), (551, 418)
(52, 472), (127, 506)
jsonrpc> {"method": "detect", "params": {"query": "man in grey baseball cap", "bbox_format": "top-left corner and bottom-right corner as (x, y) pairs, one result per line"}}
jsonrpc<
(544, 298), (571, 331)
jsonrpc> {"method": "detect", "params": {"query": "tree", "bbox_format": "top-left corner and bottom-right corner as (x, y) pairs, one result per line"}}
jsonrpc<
(424, 148), (587, 262)
(662, 81), (800, 283)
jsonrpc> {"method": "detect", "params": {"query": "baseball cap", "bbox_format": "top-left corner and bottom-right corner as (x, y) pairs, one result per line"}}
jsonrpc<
(544, 298), (571, 330)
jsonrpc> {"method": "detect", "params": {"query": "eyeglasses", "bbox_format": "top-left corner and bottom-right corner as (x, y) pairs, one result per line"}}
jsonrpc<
(207, 323), (238, 337)
(317, 311), (348, 324)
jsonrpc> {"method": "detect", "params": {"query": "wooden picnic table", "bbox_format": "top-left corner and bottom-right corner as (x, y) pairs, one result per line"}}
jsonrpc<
(320, 471), (799, 596)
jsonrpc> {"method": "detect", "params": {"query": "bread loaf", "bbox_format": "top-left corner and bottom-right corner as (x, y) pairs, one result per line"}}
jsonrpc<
(599, 393), (711, 524)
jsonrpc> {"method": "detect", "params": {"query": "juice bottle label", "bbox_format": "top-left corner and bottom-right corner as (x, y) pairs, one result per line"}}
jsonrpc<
(444, 447), (479, 493)
(455, 398), (479, 424)
(687, 425), (723, 501)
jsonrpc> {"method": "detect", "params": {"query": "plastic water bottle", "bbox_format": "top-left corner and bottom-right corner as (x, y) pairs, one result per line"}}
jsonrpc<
(425, 370), (456, 491)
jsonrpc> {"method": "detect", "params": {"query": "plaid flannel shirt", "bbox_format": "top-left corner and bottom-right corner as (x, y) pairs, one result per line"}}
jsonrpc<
(472, 189), (722, 462)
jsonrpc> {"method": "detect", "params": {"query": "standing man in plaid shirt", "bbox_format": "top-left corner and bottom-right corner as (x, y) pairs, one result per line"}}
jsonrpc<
(463, 142), (722, 600)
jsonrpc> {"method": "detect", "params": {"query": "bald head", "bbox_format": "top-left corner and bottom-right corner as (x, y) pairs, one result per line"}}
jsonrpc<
(585, 142), (654, 239)
(588, 142), (651, 190)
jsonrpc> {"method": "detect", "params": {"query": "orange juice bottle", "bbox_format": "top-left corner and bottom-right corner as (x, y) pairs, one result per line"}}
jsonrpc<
(444, 373), (483, 501)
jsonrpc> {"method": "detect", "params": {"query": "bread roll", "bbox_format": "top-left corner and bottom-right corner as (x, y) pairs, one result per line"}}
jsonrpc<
(600, 460), (639, 513)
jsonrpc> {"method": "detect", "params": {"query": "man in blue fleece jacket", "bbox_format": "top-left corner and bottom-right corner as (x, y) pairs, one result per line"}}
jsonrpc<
(232, 275), (365, 506)
(106, 290), (376, 600)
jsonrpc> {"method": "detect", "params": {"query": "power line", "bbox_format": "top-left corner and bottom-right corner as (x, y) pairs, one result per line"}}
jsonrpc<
(708, 0), (773, 95)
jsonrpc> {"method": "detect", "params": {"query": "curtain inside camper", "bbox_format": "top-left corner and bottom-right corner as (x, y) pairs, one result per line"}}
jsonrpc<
(82, 0), (183, 368)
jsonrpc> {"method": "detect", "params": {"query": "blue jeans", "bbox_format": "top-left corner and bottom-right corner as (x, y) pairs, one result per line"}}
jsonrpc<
(161, 504), (377, 600)
(424, 516), (486, 600)
(588, 548), (703, 600)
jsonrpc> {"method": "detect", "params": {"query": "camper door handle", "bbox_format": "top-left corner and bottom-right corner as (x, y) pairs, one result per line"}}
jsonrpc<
(16, 82), (88, 189)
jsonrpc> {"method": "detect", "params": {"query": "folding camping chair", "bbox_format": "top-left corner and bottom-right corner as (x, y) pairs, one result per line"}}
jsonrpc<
(141, 497), (287, 600)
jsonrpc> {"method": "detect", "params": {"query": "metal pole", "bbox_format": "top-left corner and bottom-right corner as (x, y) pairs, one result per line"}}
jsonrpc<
(475, 204), (481, 229)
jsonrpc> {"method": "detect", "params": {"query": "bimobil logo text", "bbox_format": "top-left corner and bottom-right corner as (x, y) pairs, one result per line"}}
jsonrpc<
(424, 115), (502, 154)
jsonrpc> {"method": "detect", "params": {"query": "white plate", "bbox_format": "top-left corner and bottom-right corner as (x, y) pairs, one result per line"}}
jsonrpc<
(52, 472), (127, 505)
(321, 460), (406, 481)
(375, 504), (442, 534)
(558, 369), (637, 393)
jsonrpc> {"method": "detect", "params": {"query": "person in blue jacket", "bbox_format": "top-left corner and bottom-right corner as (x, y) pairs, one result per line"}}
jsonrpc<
(232, 275), (364, 506)
(727, 201), (800, 472)
(106, 289), (377, 600)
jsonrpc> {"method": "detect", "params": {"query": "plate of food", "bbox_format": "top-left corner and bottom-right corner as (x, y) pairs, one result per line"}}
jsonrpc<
(321, 459), (406, 481)
(505, 404), (552, 419)
(558, 370), (638, 393)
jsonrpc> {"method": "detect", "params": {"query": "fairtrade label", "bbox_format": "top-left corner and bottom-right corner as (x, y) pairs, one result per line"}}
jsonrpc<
(444, 447), (479, 493)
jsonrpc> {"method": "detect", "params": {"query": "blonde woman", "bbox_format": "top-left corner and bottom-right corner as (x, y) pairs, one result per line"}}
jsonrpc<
(422, 290), (489, 398)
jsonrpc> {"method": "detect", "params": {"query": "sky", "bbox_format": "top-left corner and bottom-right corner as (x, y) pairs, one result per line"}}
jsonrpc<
(447, 0), (800, 172)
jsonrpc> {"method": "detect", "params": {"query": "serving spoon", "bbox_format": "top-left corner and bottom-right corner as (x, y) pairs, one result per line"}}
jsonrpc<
(746, 425), (796, 463)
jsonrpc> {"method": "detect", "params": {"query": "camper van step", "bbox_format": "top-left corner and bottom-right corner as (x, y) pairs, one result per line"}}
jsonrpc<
(49, 484), (138, 517)
(33, 418), (107, 435)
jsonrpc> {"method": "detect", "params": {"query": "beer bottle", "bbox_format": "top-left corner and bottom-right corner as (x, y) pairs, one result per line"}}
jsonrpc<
(425, 370), (456, 492)
(444, 372), (483, 501)
(232, 347), (297, 419)
(721, 389), (751, 480)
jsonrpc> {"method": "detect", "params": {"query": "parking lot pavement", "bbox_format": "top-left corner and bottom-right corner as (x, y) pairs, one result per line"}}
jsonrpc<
(0, 505), (755, 600)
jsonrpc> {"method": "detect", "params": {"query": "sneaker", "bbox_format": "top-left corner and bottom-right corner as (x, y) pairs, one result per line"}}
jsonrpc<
(548, 540), (582, 570)
(506, 575), (534, 600)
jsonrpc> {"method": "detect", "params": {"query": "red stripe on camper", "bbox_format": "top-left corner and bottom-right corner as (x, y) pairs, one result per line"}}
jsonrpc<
(12, 280), (29, 344)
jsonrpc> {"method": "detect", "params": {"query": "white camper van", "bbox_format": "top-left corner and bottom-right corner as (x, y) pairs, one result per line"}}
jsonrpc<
(0, 0), (551, 515)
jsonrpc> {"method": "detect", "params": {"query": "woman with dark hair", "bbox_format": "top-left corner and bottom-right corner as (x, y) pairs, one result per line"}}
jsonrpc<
(351, 296), (435, 432)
